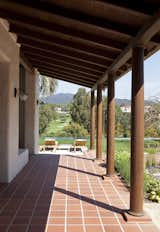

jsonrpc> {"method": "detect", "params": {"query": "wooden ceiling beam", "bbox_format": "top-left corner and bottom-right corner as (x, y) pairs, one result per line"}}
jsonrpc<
(21, 44), (111, 68)
(33, 63), (98, 83)
(10, 23), (124, 52)
(93, 11), (160, 89)
(17, 34), (118, 61)
(0, 1), (138, 38)
(99, 1), (158, 15)
(22, 48), (106, 72)
(41, 73), (92, 88)
(27, 55), (103, 76)
(39, 69), (93, 87)
(28, 58), (100, 79)
(18, 36), (117, 61)
(23, 51), (104, 74)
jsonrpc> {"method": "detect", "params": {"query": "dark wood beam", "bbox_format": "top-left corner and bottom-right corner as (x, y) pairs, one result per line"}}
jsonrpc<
(23, 51), (104, 74)
(10, 23), (124, 52)
(28, 56), (102, 76)
(18, 36), (117, 61)
(22, 47), (107, 71)
(21, 44), (111, 68)
(39, 70), (92, 87)
(0, 1), (138, 39)
(30, 60), (99, 81)
(99, 1), (158, 15)
(34, 65), (97, 83)
(39, 68), (94, 85)
(94, 11), (160, 88)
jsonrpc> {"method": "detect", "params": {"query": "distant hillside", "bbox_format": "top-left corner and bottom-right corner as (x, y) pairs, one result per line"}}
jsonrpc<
(116, 98), (153, 106)
(42, 94), (153, 105)
(43, 93), (74, 104)
(115, 99), (130, 106)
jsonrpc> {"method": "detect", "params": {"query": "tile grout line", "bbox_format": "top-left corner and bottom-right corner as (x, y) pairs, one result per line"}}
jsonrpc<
(136, 222), (145, 232)
(74, 157), (86, 232)
(6, 160), (38, 232)
(45, 157), (60, 232)
(65, 155), (68, 232)
(91, 159), (125, 232)
(82, 158), (105, 232)
(110, 180), (128, 208)
(0, 159), (36, 215)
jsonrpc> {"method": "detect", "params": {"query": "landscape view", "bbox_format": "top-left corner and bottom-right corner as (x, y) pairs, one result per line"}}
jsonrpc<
(39, 76), (160, 206)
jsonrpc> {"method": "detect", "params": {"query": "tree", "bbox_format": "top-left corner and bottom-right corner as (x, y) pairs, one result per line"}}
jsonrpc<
(39, 75), (58, 98)
(39, 104), (56, 135)
(63, 122), (88, 138)
(70, 88), (90, 132)
(145, 102), (160, 137)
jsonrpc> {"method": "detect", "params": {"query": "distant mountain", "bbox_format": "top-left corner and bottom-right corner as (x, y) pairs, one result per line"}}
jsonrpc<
(43, 93), (74, 104)
(115, 98), (153, 106)
(115, 98), (130, 106)
(42, 94), (153, 105)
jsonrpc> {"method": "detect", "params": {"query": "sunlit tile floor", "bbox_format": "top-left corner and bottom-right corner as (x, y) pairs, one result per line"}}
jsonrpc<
(0, 154), (159, 232)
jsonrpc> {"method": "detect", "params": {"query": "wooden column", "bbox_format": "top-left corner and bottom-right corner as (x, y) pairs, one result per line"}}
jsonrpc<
(129, 45), (144, 216)
(107, 73), (115, 176)
(90, 90), (95, 150)
(96, 84), (102, 159)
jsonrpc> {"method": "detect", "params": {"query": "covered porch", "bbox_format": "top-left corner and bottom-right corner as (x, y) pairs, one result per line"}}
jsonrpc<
(0, 154), (157, 232)
(0, 1), (160, 230)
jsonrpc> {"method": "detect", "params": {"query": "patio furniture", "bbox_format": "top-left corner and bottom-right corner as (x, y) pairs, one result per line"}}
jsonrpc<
(44, 138), (58, 152)
(74, 139), (87, 152)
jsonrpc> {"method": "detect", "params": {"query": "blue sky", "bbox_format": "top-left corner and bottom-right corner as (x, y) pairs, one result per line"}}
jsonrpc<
(55, 50), (160, 100)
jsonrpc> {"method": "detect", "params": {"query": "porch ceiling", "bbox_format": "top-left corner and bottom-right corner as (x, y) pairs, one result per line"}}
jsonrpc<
(0, 1), (160, 88)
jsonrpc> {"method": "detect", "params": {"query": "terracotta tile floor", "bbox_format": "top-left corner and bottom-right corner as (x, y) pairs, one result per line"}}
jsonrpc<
(0, 154), (159, 232)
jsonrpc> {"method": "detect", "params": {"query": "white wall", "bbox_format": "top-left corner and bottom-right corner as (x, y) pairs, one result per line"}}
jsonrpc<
(0, 19), (29, 182)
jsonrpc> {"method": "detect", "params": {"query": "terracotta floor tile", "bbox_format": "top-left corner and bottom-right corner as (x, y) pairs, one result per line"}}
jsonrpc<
(47, 226), (64, 232)
(84, 217), (101, 225)
(122, 224), (142, 232)
(67, 217), (83, 224)
(13, 216), (31, 224)
(101, 217), (118, 224)
(8, 225), (28, 232)
(139, 224), (160, 232)
(48, 217), (65, 224)
(31, 216), (48, 225)
(85, 225), (103, 232)
(104, 225), (123, 232)
(0, 154), (159, 232)
(28, 225), (47, 232)
(67, 225), (84, 232)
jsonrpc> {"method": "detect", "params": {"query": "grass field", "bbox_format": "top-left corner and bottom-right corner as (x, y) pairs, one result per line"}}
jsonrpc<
(39, 114), (160, 154)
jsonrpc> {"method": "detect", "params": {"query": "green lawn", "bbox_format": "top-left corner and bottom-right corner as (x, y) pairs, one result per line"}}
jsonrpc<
(39, 114), (160, 154)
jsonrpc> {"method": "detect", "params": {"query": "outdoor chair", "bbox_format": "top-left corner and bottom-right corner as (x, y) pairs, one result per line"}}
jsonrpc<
(44, 138), (58, 152)
(74, 139), (87, 152)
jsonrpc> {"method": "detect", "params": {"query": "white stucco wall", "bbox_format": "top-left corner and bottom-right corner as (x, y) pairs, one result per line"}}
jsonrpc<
(0, 19), (29, 183)
(25, 68), (39, 154)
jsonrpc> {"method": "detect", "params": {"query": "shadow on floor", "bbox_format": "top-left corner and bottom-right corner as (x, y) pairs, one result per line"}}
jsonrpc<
(0, 154), (59, 232)
(54, 186), (128, 221)
(59, 164), (102, 178)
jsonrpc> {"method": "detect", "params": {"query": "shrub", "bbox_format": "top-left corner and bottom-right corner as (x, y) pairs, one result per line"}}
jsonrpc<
(144, 173), (160, 203)
(115, 151), (130, 185)
(62, 122), (89, 138)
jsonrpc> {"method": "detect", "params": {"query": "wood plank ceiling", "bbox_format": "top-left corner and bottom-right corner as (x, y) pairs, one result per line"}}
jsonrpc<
(0, 0), (160, 88)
